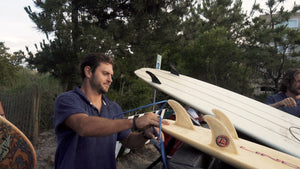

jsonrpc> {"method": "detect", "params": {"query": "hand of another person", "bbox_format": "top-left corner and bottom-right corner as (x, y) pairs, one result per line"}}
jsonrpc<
(279, 97), (297, 107)
(143, 127), (165, 141)
(198, 113), (205, 122)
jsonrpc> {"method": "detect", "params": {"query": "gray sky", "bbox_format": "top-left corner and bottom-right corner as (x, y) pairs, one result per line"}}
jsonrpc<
(0, 0), (299, 53)
(0, 0), (45, 53)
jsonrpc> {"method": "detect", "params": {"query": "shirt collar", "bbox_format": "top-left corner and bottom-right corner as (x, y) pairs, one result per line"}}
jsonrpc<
(74, 86), (110, 106)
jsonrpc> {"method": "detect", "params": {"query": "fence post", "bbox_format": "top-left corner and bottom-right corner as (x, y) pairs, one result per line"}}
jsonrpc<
(32, 85), (40, 146)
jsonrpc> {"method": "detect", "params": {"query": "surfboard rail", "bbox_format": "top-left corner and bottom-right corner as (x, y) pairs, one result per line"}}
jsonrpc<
(0, 116), (36, 169)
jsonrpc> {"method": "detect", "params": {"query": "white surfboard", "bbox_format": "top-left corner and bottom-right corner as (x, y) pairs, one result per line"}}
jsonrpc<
(162, 100), (300, 169)
(134, 68), (300, 158)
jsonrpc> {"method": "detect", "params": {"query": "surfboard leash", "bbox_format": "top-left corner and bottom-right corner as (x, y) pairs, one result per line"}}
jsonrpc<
(240, 146), (300, 169)
(152, 101), (168, 169)
(115, 100), (169, 169)
(289, 126), (300, 142)
(114, 100), (168, 117)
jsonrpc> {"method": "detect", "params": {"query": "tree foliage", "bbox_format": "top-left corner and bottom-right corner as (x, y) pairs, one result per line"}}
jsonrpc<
(163, 0), (253, 95)
(0, 42), (25, 88)
(23, 0), (300, 108)
(243, 0), (300, 92)
(24, 0), (193, 109)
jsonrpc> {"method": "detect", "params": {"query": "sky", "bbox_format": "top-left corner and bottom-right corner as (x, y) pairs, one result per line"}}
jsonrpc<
(0, 0), (299, 54)
(0, 0), (46, 53)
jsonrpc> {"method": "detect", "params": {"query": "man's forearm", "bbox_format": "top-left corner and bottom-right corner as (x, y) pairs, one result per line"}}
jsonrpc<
(66, 113), (134, 137)
(269, 102), (283, 108)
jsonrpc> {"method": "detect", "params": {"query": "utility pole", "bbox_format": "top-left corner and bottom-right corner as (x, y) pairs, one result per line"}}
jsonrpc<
(153, 54), (162, 111)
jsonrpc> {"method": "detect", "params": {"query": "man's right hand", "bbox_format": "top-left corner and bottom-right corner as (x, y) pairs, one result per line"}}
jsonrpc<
(278, 97), (297, 107)
(135, 112), (169, 129)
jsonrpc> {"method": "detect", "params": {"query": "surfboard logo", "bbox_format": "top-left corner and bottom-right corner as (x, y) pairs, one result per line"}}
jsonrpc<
(0, 135), (10, 161)
(216, 135), (230, 147)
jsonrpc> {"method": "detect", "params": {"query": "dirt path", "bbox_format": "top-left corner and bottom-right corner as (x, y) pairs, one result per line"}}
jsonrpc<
(35, 129), (56, 169)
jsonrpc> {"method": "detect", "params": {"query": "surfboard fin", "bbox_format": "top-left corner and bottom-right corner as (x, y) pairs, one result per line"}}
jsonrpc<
(146, 71), (161, 84)
(212, 109), (238, 139)
(204, 110), (238, 154)
(169, 62), (179, 76)
(168, 100), (194, 130)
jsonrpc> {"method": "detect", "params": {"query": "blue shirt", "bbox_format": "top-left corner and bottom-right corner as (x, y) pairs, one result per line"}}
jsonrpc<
(265, 92), (300, 118)
(54, 87), (130, 169)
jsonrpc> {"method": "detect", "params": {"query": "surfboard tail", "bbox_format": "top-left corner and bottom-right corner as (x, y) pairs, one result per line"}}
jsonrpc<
(212, 109), (239, 139)
(167, 100), (239, 154)
(168, 100), (239, 154)
(204, 114), (238, 154)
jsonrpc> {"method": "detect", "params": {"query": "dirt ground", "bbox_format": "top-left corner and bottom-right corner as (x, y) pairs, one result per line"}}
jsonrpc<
(35, 129), (163, 169)
(35, 129), (56, 169)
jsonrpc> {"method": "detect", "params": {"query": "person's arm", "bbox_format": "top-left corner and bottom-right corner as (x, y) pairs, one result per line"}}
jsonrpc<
(269, 97), (297, 108)
(64, 112), (161, 137)
(0, 101), (5, 118)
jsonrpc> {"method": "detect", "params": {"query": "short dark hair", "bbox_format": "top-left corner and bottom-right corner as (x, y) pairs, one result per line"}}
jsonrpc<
(279, 68), (300, 92)
(80, 53), (113, 80)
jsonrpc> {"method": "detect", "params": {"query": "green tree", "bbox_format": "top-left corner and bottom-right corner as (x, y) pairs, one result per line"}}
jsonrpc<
(24, 0), (193, 109)
(25, 1), (82, 90)
(0, 42), (25, 88)
(243, 0), (300, 92)
(164, 0), (253, 95)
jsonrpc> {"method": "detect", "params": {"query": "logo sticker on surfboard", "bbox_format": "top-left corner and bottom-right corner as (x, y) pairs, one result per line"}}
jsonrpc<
(216, 135), (230, 147)
(0, 135), (10, 161)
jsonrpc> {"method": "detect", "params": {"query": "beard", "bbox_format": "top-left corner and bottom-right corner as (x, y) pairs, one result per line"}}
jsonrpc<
(89, 76), (108, 95)
(289, 84), (300, 96)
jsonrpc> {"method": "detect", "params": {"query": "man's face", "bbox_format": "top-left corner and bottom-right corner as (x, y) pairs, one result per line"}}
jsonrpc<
(89, 63), (113, 94)
(288, 73), (300, 96)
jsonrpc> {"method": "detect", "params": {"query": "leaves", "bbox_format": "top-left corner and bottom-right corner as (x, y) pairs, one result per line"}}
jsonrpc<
(243, 0), (300, 92)
(0, 42), (21, 87)
(21, 0), (300, 107)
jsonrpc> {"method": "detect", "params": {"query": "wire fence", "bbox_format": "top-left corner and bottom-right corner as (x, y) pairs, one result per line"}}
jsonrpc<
(0, 85), (40, 146)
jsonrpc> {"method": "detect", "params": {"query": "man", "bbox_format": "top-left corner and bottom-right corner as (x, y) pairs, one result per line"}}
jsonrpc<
(54, 53), (168, 169)
(265, 68), (300, 117)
